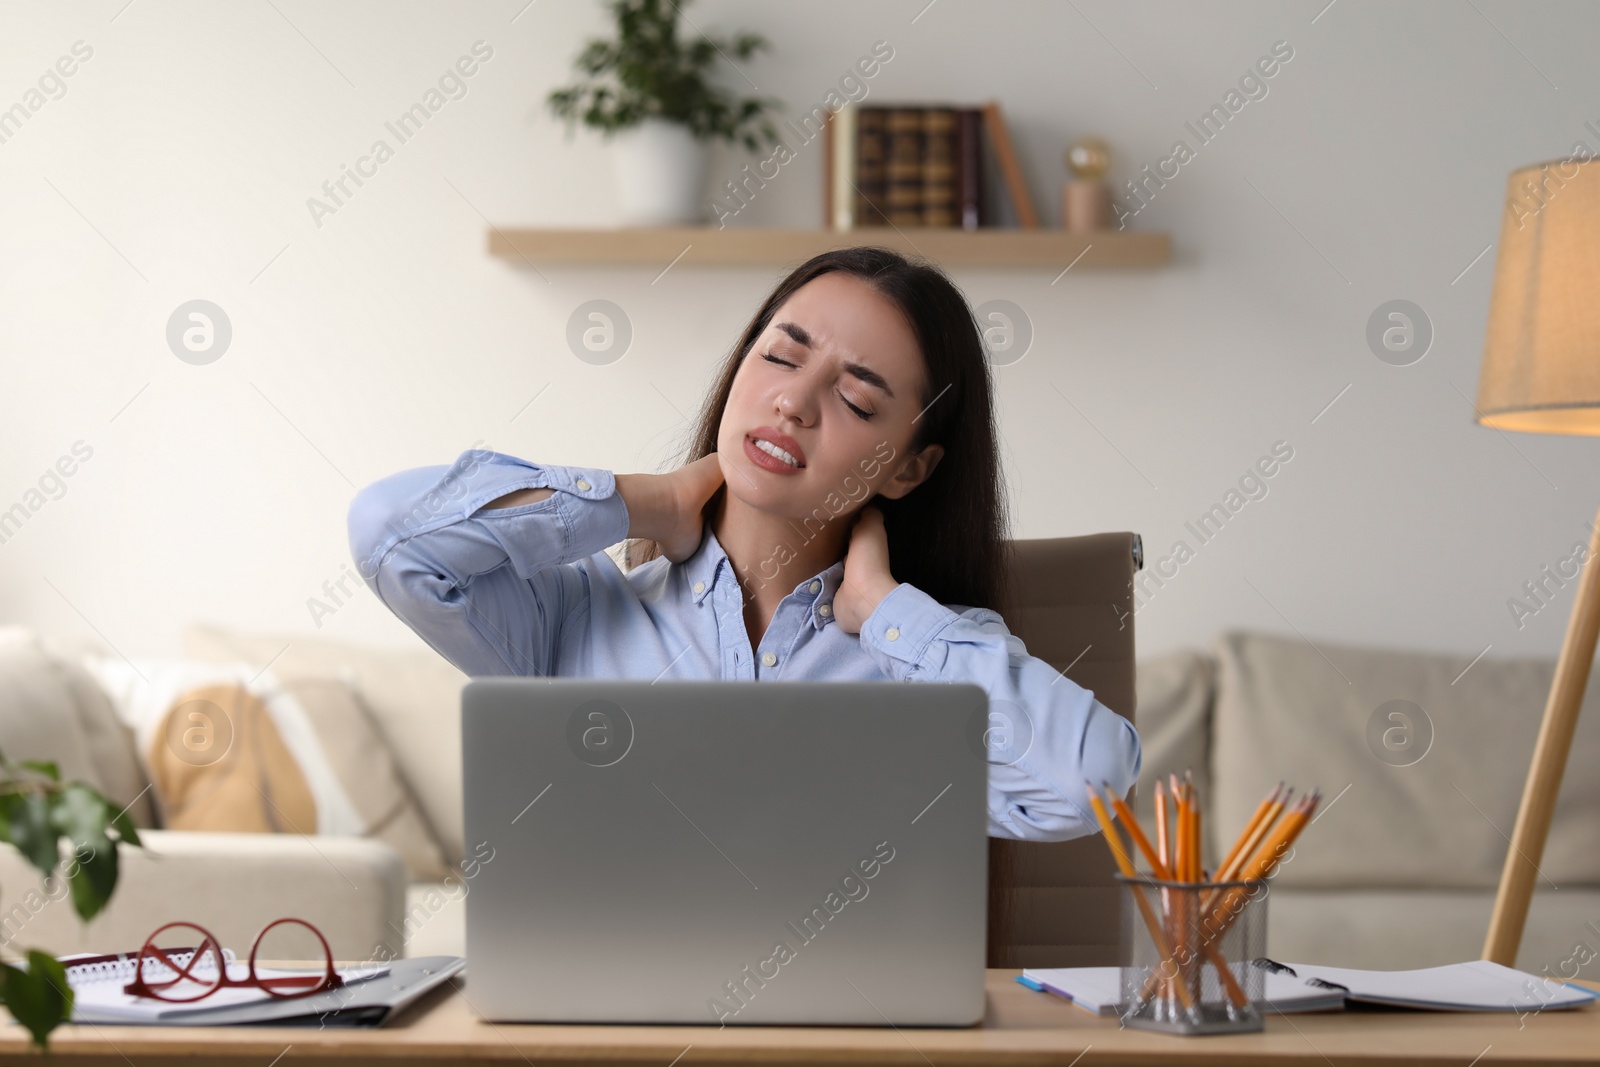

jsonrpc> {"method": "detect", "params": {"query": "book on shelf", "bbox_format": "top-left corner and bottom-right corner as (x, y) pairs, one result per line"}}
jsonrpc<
(825, 100), (1037, 231)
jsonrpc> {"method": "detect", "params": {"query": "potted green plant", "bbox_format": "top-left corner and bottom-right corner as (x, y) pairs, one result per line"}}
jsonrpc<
(546, 0), (784, 225)
(0, 750), (142, 1049)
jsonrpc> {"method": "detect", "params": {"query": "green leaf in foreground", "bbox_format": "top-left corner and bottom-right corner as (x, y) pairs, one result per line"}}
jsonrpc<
(18, 760), (59, 782)
(2, 793), (59, 877)
(109, 804), (141, 848)
(49, 783), (105, 843)
(0, 953), (74, 1049)
(46, 785), (124, 921)
(66, 834), (118, 923)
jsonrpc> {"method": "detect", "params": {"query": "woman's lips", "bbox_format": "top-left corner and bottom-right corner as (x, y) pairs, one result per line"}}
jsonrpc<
(744, 434), (804, 475)
(749, 426), (806, 466)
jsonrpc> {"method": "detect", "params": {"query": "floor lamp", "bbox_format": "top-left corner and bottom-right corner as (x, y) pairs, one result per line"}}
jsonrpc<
(1477, 156), (1600, 967)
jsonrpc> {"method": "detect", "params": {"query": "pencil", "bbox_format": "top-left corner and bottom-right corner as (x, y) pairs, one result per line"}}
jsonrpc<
(1152, 778), (1174, 1016)
(1177, 774), (1192, 882)
(1105, 783), (1168, 877)
(1215, 786), (1290, 885)
(1239, 790), (1317, 882)
(1172, 775), (1189, 885)
(1216, 782), (1281, 877)
(1190, 784), (1203, 881)
(1182, 772), (1198, 1007)
(1085, 782), (1197, 1012)
(1200, 791), (1321, 942)
(1216, 792), (1309, 905)
(1154, 779), (1170, 870)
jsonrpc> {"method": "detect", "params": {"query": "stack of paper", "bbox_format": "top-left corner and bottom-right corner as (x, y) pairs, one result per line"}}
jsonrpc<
(52, 952), (389, 1023)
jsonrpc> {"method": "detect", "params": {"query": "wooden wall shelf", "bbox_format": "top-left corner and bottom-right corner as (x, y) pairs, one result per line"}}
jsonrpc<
(487, 227), (1170, 270)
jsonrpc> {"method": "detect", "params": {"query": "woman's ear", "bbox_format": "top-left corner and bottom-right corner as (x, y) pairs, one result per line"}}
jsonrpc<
(875, 443), (945, 501)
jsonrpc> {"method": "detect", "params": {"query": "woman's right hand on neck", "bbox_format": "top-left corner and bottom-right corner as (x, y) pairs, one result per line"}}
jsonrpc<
(617, 453), (724, 564)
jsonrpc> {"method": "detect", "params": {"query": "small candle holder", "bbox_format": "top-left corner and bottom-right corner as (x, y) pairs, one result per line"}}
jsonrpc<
(1063, 137), (1113, 232)
(1115, 874), (1269, 1036)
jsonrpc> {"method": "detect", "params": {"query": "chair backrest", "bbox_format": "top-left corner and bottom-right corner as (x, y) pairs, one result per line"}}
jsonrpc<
(988, 531), (1142, 968)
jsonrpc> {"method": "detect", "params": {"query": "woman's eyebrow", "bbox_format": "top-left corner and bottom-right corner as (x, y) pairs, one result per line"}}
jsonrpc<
(775, 320), (812, 347)
(773, 320), (897, 399)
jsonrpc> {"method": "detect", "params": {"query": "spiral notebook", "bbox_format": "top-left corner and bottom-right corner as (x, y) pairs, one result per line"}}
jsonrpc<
(1255, 958), (1600, 1012)
(44, 951), (391, 1024)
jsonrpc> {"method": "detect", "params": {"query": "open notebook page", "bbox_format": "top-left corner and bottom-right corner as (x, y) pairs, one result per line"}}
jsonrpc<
(1274, 959), (1600, 1012)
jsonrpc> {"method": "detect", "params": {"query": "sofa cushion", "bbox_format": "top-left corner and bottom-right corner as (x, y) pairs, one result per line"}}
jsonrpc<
(400, 881), (469, 959)
(183, 623), (467, 864)
(1211, 629), (1600, 889)
(1266, 887), (1600, 976)
(1131, 648), (1216, 867)
(80, 656), (449, 882)
(0, 628), (155, 827)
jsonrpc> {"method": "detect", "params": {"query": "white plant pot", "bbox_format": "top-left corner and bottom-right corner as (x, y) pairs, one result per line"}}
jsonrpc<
(610, 117), (710, 226)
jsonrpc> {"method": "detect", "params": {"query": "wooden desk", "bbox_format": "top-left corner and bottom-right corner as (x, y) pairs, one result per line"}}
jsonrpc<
(9, 970), (1598, 1066)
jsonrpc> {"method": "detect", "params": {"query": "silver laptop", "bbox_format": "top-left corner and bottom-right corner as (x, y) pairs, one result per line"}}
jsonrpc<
(460, 678), (989, 1026)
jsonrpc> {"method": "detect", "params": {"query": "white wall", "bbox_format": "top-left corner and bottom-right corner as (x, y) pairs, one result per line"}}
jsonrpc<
(3, 0), (1597, 667)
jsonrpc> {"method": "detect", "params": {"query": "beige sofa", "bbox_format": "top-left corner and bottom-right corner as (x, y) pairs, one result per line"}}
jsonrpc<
(0, 628), (406, 961)
(5, 618), (1598, 980)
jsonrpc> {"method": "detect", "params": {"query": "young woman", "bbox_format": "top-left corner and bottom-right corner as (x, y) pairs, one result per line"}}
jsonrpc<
(348, 246), (1140, 842)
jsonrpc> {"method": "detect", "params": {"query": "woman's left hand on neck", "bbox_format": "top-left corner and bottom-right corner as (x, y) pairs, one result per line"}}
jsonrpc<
(834, 505), (902, 634)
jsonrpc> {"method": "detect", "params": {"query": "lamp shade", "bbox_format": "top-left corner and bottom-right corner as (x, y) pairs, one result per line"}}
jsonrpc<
(1476, 157), (1600, 435)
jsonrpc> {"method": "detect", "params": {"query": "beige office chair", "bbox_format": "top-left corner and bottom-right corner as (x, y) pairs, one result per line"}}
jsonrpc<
(988, 531), (1143, 968)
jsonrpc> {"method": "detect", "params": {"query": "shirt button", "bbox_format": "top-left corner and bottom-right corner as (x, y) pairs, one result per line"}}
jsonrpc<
(761, 652), (777, 667)
(885, 626), (900, 641)
(693, 581), (706, 593)
(819, 603), (832, 617)
(808, 580), (822, 594)
(575, 478), (591, 491)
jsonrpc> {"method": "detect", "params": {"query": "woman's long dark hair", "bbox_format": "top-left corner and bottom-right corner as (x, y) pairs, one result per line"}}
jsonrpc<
(626, 246), (1013, 618)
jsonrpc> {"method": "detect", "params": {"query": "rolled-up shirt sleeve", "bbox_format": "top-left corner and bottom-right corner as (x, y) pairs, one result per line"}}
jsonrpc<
(346, 447), (629, 678)
(859, 582), (1142, 843)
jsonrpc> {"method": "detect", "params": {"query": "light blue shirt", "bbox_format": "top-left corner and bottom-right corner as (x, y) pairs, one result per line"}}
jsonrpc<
(347, 448), (1140, 842)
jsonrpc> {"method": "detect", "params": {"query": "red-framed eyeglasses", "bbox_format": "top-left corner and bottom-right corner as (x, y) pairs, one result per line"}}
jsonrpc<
(121, 918), (345, 1002)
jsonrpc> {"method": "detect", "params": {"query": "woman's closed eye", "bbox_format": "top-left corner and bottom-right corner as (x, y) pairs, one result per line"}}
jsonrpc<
(763, 352), (875, 421)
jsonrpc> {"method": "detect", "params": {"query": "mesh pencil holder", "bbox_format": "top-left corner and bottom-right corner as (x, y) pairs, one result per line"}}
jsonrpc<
(1115, 874), (1269, 1036)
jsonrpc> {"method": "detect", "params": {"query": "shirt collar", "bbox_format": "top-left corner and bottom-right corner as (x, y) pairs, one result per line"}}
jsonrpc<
(683, 525), (846, 631)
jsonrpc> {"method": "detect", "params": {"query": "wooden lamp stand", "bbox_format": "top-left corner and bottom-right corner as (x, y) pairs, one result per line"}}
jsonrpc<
(1483, 502), (1600, 964)
(1475, 155), (1600, 966)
